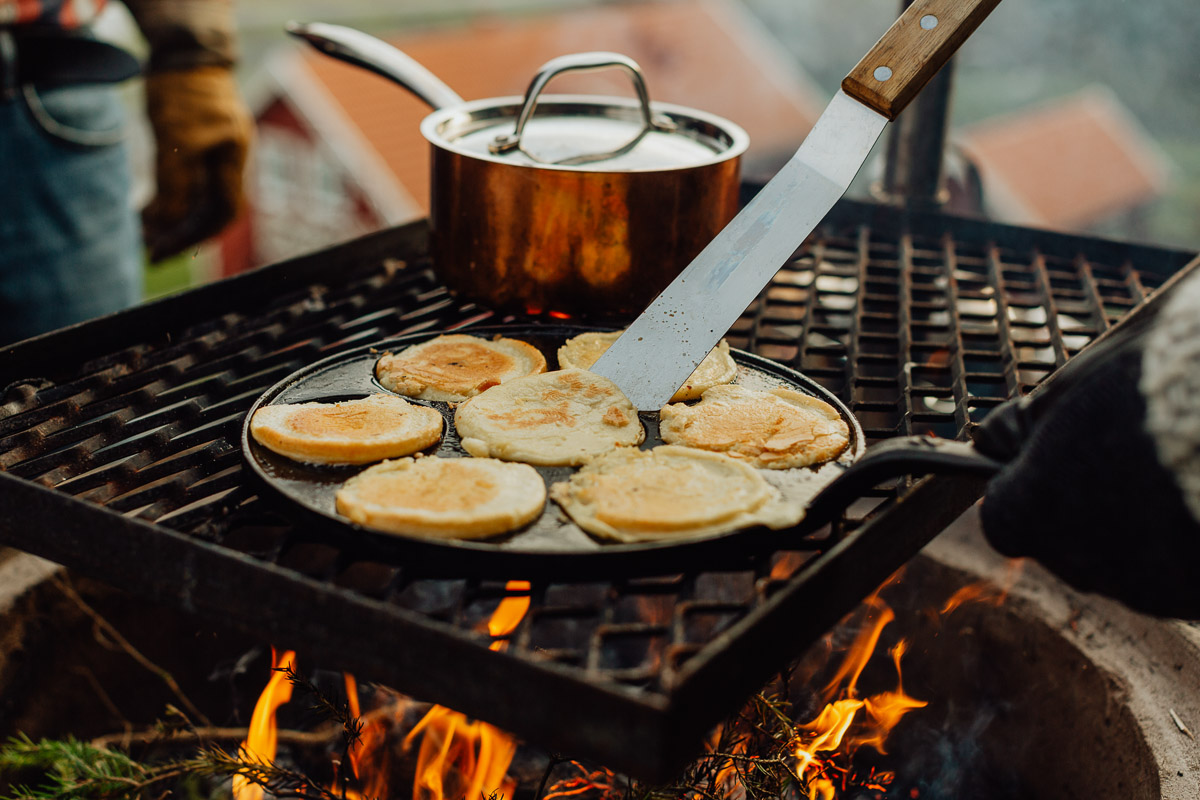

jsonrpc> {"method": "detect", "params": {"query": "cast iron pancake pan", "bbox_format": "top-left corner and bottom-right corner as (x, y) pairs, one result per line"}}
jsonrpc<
(241, 323), (996, 578)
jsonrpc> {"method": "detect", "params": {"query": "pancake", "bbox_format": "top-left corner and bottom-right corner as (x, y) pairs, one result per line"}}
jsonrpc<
(376, 334), (547, 402)
(249, 393), (443, 465)
(336, 456), (545, 539)
(557, 330), (737, 401)
(454, 368), (644, 466)
(549, 445), (802, 543)
(659, 384), (849, 469)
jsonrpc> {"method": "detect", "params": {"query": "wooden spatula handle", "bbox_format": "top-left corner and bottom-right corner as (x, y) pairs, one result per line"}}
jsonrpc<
(842, 0), (1003, 120)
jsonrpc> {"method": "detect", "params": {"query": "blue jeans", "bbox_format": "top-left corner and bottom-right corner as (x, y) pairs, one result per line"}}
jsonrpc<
(0, 81), (142, 344)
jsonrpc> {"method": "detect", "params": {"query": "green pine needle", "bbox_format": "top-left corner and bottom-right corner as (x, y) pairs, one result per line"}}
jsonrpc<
(0, 733), (148, 800)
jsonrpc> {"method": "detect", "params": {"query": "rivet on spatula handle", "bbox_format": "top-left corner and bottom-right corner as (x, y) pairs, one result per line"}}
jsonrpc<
(842, 0), (1003, 120)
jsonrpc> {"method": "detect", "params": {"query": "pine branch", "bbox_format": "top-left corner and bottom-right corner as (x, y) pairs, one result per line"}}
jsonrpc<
(275, 662), (368, 799)
(0, 654), (384, 800)
(0, 733), (151, 800)
(181, 745), (352, 800)
(532, 690), (812, 800)
(277, 663), (364, 753)
(0, 734), (376, 800)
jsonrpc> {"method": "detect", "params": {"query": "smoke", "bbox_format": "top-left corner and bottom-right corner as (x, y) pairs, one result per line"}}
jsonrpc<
(887, 704), (1026, 799)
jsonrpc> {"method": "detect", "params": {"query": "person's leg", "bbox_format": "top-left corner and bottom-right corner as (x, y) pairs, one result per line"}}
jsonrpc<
(0, 81), (142, 345)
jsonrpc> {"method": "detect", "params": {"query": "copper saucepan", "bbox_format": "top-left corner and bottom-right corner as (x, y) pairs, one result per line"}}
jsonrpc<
(287, 22), (749, 318)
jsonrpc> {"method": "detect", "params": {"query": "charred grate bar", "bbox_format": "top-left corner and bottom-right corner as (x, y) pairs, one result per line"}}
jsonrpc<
(0, 199), (1192, 780)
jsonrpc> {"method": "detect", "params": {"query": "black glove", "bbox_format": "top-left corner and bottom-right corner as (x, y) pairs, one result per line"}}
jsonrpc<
(976, 315), (1200, 619)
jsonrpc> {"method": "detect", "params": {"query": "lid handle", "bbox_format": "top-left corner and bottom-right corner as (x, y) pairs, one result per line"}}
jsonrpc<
(489, 52), (676, 162)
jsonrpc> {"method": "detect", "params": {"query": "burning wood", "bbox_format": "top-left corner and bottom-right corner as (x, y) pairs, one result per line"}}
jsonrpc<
(230, 581), (531, 800)
(534, 571), (1020, 800)
(116, 572), (1018, 800)
(399, 580), (528, 800)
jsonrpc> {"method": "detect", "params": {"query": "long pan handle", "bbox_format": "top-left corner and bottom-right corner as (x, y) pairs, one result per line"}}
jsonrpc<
(842, 0), (1003, 120)
(285, 21), (465, 111)
(804, 436), (1002, 529)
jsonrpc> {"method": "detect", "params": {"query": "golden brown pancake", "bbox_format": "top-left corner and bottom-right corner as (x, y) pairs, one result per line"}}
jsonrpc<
(658, 384), (849, 469)
(376, 334), (547, 402)
(557, 330), (737, 401)
(454, 368), (644, 466)
(336, 456), (545, 539)
(549, 445), (802, 542)
(249, 393), (443, 465)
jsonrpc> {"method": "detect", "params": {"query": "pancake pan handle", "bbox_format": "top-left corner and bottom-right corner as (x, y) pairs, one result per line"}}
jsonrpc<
(804, 436), (1003, 528)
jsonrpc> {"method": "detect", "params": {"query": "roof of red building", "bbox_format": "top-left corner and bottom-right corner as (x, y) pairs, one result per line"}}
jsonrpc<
(958, 86), (1171, 231)
(262, 0), (824, 222)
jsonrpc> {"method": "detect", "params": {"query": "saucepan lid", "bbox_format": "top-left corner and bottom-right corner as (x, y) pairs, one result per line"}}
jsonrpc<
(285, 23), (749, 173)
(420, 52), (750, 171)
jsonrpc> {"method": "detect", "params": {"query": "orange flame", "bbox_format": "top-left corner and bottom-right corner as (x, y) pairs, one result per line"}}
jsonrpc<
(233, 650), (296, 800)
(401, 705), (518, 800)
(342, 682), (407, 799)
(540, 567), (1021, 800)
(792, 595), (926, 800)
(345, 672), (361, 719)
(769, 551), (810, 581)
(487, 580), (531, 648)
(788, 565), (1023, 799)
(404, 580), (528, 800)
(542, 761), (623, 800)
(239, 582), (529, 800)
(940, 559), (1024, 616)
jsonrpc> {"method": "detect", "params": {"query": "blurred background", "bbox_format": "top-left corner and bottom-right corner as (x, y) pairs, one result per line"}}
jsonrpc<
(123, 0), (1200, 298)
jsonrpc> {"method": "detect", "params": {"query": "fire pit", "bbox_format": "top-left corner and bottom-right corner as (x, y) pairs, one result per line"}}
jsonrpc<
(0, 197), (1193, 780)
(2, 525), (1196, 799)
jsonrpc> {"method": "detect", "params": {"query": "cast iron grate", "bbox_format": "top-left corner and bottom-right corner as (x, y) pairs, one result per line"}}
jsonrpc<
(0, 199), (1191, 780)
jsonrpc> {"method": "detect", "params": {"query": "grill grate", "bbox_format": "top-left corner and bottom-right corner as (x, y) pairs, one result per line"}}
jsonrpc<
(0, 199), (1191, 780)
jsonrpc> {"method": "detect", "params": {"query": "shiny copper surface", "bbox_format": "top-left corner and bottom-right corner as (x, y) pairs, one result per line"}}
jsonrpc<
(428, 146), (741, 318)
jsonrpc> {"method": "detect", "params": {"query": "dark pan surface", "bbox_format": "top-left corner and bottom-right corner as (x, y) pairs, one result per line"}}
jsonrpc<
(241, 323), (864, 577)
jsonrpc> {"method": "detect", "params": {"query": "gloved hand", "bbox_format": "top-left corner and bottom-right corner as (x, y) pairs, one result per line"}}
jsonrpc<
(976, 274), (1200, 619)
(141, 65), (253, 262)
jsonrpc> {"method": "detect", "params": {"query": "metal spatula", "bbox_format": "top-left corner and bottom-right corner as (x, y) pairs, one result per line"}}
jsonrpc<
(592, 0), (1003, 410)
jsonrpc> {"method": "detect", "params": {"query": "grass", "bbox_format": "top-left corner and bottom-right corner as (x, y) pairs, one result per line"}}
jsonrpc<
(142, 246), (219, 301)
